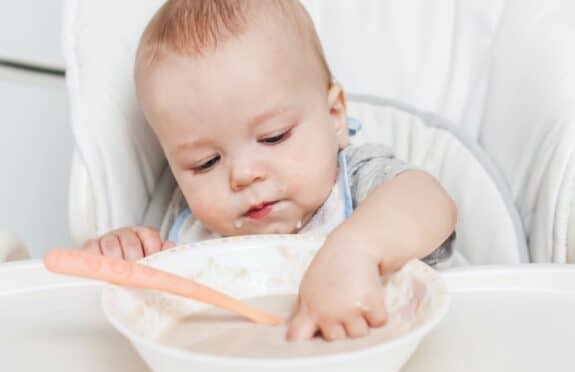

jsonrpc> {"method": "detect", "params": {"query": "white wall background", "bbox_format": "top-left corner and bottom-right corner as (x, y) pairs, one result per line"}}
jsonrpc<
(0, 0), (65, 69)
(0, 0), (71, 258)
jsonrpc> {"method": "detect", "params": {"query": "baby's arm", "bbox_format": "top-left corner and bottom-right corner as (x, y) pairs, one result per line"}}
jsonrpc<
(339, 169), (457, 272)
(288, 170), (456, 341)
(81, 226), (175, 261)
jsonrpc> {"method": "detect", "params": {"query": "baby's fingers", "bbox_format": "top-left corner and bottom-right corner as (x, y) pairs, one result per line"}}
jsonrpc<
(319, 321), (346, 342)
(100, 234), (123, 258)
(117, 229), (144, 261)
(132, 227), (162, 257)
(286, 305), (317, 341)
(343, 315), (369, 338)
(364, 300), (388, 328)
(81, 239), (101, 255)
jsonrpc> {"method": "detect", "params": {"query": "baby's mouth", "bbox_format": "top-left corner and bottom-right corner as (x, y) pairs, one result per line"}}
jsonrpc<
(244, 201), (279, 220)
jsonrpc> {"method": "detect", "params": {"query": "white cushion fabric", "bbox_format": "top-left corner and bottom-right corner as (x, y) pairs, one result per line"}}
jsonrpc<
(301, 0), (505, 140)
(476, 0), (575, 262)
(63, 0), (166, 241)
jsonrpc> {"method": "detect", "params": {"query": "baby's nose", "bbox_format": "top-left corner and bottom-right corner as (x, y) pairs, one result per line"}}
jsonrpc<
(230, 160), (265, 191)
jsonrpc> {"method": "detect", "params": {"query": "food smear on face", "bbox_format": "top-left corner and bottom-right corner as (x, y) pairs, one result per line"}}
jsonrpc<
(233, 218), (244, 229)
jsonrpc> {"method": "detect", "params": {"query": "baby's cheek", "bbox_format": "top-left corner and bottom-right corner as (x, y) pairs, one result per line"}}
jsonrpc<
(288, 170), (326, 212)
(298, 151), (336, 185)
(191, 196), (226, 222)
(280, 161), (306, 194)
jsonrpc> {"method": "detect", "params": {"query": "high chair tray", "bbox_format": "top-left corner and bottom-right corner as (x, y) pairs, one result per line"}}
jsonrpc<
(1, 261), (574, 371)
(0, 261), (148, 371)
(403, 265), (575, 372)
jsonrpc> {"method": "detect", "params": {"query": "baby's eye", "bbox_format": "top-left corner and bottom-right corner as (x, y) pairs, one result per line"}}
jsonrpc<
(193, 155), (220, 172)
(260, 130), (290, 145)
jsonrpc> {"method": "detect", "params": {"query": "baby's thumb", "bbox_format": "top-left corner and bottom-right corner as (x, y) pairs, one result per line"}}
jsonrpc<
(286, 305), (317, 342)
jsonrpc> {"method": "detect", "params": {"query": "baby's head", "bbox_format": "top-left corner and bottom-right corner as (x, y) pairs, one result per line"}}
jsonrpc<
(135, 0), (349, 236)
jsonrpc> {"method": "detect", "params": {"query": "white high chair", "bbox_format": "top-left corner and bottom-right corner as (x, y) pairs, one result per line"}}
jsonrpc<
(63, 0), (575, 264)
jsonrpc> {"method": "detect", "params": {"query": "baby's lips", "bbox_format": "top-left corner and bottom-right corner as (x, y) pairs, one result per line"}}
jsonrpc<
(244, 201), (277, 219)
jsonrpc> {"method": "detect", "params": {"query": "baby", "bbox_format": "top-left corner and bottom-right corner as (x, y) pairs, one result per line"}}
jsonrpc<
(81, 0), (457, 341)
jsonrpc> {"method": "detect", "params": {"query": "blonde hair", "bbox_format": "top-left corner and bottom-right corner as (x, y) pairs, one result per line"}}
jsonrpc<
(136, 0), (332, 84)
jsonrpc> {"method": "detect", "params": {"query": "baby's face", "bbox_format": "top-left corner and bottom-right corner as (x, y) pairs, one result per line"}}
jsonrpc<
(138, 22), (348, 236)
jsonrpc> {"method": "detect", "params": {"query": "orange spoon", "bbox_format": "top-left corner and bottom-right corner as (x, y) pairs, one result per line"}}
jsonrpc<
(44, 249), (284, 326)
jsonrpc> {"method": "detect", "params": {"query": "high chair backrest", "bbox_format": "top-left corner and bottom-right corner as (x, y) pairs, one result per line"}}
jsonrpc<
(64, 0), (575, 263)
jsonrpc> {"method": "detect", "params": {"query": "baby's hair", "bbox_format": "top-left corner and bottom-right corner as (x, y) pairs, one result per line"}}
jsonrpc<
(136, 0), (332, 85)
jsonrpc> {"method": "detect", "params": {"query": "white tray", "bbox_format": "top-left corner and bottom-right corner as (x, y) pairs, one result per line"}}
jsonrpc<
(1, 261), (574, 371)
(403, 265), (575, 372)
(0, 260), (148, 371)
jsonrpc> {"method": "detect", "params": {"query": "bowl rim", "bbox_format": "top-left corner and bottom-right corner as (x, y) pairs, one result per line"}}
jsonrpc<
(102, 234), (450, 366)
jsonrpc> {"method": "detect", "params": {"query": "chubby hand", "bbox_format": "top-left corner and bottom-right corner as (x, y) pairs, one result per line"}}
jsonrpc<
(287, 235), (387, 341)
(81, 226), (175, 261)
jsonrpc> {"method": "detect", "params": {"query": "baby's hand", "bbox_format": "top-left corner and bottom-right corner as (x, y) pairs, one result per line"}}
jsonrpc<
(81, 226), (175, 261)
(287, 236), (387, 341)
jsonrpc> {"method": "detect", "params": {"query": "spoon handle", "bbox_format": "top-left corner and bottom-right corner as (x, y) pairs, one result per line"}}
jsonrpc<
(44, 249), (283, 326)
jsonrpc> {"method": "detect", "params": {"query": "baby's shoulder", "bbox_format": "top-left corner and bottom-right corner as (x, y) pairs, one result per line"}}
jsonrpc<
(343, 143), (396, 168)
(344, 143), (416, 206)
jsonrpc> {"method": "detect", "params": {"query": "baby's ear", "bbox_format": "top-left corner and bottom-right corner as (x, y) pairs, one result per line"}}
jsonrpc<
(328, 82), (349, 149)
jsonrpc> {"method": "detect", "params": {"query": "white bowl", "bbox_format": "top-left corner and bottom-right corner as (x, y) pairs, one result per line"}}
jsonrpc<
(102, 235), (449, 372)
